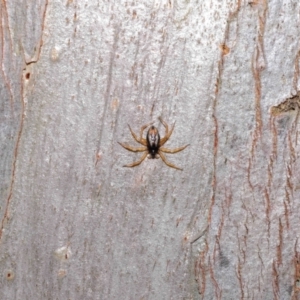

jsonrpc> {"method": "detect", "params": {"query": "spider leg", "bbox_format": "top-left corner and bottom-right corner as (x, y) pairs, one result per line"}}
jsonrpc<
(158, 151), (183, 171)
(160, 144), (190, 154)
(123, 151), (148, 168)
(159, 117), (169, 131)
(118, 142), (147, 152)
(128, 124), (147, 146)
(159, 117), (176, 146)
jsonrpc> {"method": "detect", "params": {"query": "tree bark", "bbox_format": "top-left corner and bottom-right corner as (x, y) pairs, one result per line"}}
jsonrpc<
(1, 0), (300, 299)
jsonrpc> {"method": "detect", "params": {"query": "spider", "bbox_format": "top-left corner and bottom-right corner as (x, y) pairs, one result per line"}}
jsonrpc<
(118, 117), (189, 170)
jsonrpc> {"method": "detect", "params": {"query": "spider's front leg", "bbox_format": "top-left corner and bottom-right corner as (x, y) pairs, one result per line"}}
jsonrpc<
(159, 117), (176, 146)
(128, 121), (153, 146)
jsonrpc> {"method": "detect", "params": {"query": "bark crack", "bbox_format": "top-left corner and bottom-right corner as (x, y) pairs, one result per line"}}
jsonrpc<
(0, 0), (49, 243)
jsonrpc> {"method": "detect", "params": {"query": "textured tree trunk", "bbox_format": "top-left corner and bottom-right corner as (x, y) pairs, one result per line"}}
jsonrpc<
(1, 0), (300, 299)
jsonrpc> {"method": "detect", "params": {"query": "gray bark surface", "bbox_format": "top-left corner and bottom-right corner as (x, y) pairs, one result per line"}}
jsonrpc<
(1, 0), (300, 299)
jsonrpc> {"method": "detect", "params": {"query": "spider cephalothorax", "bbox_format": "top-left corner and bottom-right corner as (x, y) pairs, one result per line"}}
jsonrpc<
(118, 117), (189, 170)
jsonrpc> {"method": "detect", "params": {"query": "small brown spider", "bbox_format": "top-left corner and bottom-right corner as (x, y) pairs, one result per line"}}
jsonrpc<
(118, 117), (189, 170)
